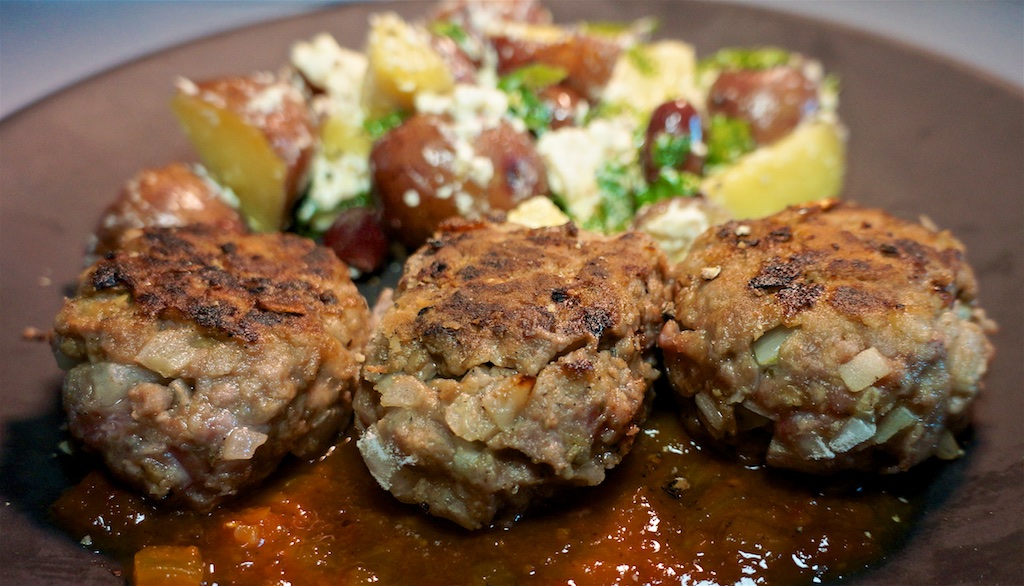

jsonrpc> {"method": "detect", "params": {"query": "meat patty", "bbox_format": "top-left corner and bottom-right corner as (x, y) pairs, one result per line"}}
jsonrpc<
(354, 219), (670, 529)
(658, 200), (995, 474)
(53, 225), (370, 510)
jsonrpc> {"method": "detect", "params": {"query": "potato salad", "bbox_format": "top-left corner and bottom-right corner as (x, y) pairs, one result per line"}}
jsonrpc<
(170, 0), (845, 271)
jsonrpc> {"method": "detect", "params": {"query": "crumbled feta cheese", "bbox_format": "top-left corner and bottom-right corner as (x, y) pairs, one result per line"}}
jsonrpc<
(454, 191), (477, 216)
(247, 84), (289, 115)
(416, 83), (509, 136)
(634, 199), (715, 263)
(507, 196), (570, 228)
(403, 189), (421, 208)
(296, 151), (371, 225)
(291, 32), (366, 124)
(536, 117), (636, 222)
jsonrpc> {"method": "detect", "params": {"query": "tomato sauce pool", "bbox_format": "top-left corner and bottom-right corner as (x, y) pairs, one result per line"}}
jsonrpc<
(53, 404), (929, 585)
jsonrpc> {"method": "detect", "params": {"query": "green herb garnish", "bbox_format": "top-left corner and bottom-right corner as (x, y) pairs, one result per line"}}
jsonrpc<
(428, 21), (469, 46)
(636, 169), (701, 209)
(705, 114), (755, 168)
(498, 64), (569, 135)
(363, 111), (406, 140)
(699, 46), (791, 73)
(651, 132), (693, 170)
(626, 44), (658, 77)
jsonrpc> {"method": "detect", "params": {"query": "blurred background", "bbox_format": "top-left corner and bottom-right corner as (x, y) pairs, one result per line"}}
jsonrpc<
(1, 0), (1022, 121)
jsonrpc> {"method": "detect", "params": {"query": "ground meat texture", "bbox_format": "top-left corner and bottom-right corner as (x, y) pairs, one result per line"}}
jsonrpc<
(354, 220), (670, 529)
(52, 225), (370, 510)
(658, 200), (995, 474)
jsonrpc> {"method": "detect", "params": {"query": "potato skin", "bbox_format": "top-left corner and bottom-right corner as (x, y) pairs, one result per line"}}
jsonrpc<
(91, 163), (247, 259)
(708, 66), (817, 145)
(371, 114), (547, 249)
(474, 121), (549, 210)
(173, 73), (316, 231)
(491, 28), (622, 102)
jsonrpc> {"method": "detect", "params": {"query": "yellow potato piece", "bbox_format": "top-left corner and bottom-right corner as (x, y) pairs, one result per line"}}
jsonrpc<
(321, 115), (372, 159)
(172, 92), (289, 233)
(362, 12), (454, 117)
(603, 41), (700, 118)
(701, 118), (847, 219)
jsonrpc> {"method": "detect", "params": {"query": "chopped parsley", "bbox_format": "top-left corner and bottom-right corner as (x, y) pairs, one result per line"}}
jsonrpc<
(626, 45), (658, 77)
(498, 64), (568, 135)
(593, 161), (639, 232)
(637, 169), (701, 209)
(699, 46), (791, 73)
(586, 158), (700, 233)
(294, 190), (374, 238)
(651, 132), (693, 170)
(363, 111), (406, 140)
(428, 21), (469, 46)
(705, 114), (755, 169)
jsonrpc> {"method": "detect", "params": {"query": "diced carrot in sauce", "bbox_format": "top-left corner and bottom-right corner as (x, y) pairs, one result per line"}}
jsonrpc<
(133, 545), (203, 586)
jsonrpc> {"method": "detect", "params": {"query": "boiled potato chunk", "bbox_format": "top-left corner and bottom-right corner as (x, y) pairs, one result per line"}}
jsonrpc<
(603, 41), (700, 118)
(171, 75), (315, 232)
(701, 118), (846, 219)
(490, 22), (622, 102)
(321, 114), (372, 159)
(362, 12), (454, 117)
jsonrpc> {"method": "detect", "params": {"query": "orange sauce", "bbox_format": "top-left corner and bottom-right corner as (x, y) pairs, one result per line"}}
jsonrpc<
(53, 407), (927, 585)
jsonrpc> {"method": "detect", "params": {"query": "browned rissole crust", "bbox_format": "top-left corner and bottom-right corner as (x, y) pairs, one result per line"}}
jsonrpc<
(53, 225), (369, 510)
(659, 199), (995, 474)
(355, 219), (670, 529)
(83, 224), (357, 343)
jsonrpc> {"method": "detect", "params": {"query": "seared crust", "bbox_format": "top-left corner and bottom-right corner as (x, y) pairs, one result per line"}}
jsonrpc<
(83, 225), (355, 343)
(54, 225), (369, 510)
(379, 220), (666, 377)
(659, 200), (995, 473)
(355, 219), (670, 528)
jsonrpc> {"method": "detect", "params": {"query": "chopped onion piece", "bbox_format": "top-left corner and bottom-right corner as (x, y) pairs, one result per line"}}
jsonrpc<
(137, 329), (197, 378)
(872, 406), (916, 444)
(752, 326), (794, 366)
(829, 418), (876, 453)
(838, 347), (892, 392)
(741, 399), (774, 420)
(795, 434), (835, 461)
(221, 427), (268, 460)
(694, 392), (725, 431)
(935, 430), (965, 460)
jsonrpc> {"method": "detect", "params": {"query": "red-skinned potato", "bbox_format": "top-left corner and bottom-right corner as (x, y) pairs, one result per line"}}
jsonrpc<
(490, 24), (622, 102)
(474, 121), (550, 208)
(538, 85), (584, 130)
(371, 114), (548, 249)
(172, 73), (316, 232)
(429, 34), (479, 84)
(322, 207), (390, 274)
(641, 99), (705, 181)
(708, 66), (818, 145)
(91, 163), (247, 259)
(431, 0), (552, 43)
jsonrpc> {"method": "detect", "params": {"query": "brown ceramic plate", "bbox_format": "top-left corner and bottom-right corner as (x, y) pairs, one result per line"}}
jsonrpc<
(1, 2), (1021, 584)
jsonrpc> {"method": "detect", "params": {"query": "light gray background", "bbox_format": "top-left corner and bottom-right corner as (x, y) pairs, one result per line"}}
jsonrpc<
(1, 0), (1022, 121)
